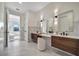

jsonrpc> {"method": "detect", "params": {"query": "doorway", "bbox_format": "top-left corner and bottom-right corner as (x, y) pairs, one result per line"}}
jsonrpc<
(4, 9), (27, 47)
(8, 13), (20, 44)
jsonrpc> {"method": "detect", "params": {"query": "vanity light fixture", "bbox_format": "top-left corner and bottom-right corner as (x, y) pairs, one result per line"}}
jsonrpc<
(40, 14), (43, 20)
(54, 16), (58, 25)
(40, 20), (43, 22)
(40, 18), (45, 22)
(54, 21), (58, 25)
(54, 8), (58, 16)
(55, 16), (58, 18)
(40, 13), (44, 22)
(54, 8), (58, 13)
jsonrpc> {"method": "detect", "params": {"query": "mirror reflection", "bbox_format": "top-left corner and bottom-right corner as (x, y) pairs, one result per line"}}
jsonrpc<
(40, 10), (74, 35)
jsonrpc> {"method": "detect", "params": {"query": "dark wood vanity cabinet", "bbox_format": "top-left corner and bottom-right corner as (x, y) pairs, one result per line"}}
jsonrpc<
(31, 33), (38, 43)
(51, 36), (79, 55)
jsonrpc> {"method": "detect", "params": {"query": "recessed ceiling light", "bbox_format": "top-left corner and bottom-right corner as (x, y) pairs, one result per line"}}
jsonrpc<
(18, 2), (22, 4)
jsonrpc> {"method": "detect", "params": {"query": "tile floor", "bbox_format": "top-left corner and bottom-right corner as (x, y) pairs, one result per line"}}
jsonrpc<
(0, 40), (75, 56)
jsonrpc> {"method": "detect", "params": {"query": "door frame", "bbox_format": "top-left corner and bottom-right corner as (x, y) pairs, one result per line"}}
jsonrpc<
(4, 7), (9, 47)
(4, 8), (21, 47)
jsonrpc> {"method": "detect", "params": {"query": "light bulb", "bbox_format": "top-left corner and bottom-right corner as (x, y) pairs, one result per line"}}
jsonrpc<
(40, 14), (43, 20)
(54, 8), (58, 16)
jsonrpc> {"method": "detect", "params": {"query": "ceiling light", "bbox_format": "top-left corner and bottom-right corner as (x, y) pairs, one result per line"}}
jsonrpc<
(18, 2), (22, 4)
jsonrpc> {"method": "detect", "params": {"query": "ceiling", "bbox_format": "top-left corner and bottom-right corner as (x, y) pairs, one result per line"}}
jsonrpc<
(6, 2), (49, 13)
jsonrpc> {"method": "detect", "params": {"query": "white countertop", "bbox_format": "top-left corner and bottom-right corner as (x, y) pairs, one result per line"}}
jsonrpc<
(40, 33), (79, 39)
(32, 32), (79, 39)
(47, 33), (79, 39)
(52, 34), (79, 39)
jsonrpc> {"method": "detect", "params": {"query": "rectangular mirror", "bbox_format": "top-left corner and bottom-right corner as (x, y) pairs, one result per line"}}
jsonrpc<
(58, 10), (74, 32)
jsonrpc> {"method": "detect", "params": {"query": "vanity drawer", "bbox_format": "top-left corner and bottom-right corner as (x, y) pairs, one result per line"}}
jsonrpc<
(51, 36), (77, 48)
(53, 41), (77, 54)
(51, 36), (79, 55)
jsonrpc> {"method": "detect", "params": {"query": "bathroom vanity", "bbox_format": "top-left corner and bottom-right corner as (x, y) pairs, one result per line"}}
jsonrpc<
(31, 33), (79, 55)
(51, 35), (79, 56)
(31, 33), (51, 43)
(31, 10), (79, 55)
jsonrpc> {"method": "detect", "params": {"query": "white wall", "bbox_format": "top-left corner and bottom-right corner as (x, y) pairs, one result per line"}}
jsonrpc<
(0, 3), (5, 40)
(28, 11), (40, 32)
(28, 11), (41, 42)
(0, 3), (5, 22)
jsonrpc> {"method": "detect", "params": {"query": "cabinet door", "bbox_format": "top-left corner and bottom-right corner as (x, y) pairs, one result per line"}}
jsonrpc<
(53, 41), (77, 54)
(31, 33), (37, 43)
(51, 36), (77, 55)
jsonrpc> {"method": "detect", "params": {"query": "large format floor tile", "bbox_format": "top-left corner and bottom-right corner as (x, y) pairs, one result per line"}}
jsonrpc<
(0, 40), (74, 56)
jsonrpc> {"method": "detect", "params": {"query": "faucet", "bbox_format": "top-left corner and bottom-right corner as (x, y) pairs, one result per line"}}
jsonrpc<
(61, 32), (68, 36)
